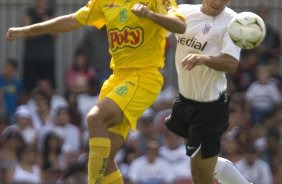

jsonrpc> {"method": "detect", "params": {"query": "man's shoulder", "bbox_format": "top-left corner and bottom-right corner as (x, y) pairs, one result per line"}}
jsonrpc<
(224, 7), (238, 17)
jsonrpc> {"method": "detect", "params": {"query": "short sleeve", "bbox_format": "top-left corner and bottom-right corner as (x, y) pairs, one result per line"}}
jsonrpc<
(221, 26), (241, 61)
(74, 0), (106, 28)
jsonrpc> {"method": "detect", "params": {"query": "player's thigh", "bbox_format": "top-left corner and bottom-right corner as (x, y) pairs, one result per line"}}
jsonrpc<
(105, 68), (163, 138)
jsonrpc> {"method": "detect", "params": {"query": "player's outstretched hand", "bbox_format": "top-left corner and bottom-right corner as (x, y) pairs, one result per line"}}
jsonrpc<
(6, 27), (25, 41)
(131, 3), (152, 18)
(181, 54), (207, 70)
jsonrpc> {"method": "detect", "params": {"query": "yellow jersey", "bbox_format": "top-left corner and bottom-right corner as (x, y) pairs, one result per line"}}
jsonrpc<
(75, 0), (183, 70)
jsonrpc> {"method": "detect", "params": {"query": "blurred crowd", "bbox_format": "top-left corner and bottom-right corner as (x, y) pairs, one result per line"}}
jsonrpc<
(1, 1), (282, 184)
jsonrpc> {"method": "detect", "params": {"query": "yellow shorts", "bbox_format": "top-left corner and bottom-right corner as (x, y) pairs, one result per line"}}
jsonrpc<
(98, 67), (163, 139)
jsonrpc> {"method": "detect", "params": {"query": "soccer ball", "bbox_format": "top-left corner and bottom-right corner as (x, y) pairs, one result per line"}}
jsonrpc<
(228, 12), (266, 49)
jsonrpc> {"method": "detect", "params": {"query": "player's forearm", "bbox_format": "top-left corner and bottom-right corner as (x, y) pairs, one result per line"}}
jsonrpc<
(25, 14), (81, 35)
(204, 54), (238, 73)
(148, 13), (186, 34)
(7, 13), (81, 40)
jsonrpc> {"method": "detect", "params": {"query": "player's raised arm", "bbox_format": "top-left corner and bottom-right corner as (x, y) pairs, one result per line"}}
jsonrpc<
(131, 3), (186, 34)
(6, 13), (82, 41)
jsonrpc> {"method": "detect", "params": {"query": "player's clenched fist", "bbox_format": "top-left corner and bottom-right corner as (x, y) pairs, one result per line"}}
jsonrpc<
(131, 3), (152, 18)
(6, 27), (25, 41)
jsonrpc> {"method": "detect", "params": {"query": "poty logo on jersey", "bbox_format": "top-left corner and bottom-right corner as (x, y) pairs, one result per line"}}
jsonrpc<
(108, 27), (144, 52)
(202, 23), (212, 34)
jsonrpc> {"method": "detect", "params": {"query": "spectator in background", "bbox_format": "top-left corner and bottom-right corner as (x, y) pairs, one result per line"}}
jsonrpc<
(159, 130), (192, 182)
(244, 65), (282, 125)
(29, 87), (54, 131)
(127, 109), (162, 156)
(264, 53), (282, 91)
(65, 48), (97, 94)
(40, 131), (65, 183)
(64, 91), (82, 128)
(52, 106), (81, 157)
(0, 58), (24, 125)
(255, 4), (281, 63)
(28, 79), (68, 117)
(127, 138), (174, 184)
(0, 130), (25, 183)
(2, 105), (37, 146)
(260, 128), (282, 175)
(235, 144), (273, 184)
(6, 144), (42, 184)
(117, 145), (139, 183)
(232, 49), (258, 92)
(77, 26), (111, 83)
(21, 0), (56, 94)
(77, 77), (101, 128)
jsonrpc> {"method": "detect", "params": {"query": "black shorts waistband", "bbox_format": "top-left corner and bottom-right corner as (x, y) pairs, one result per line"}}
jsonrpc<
(178, 92), (229, 106)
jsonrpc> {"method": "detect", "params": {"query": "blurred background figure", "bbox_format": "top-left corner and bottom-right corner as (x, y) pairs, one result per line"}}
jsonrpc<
(40, 131), (65, 183)
(6, 144), (42, 184)
(231, 49), (258, 93)
(29, 87), (54, 131)
(21, 0), (56, 95)
(235, 143), (273, 184)
(0, 58), (24, 125)
(77, 77), (101, 129)
(159, 130), (192, 183)
(0, 130), (25, 183)
(28, 79), (68, 117)
(52, 106), (81, 159)
(2, 105), (37, 146)
(127, 138), (174, 184)
(127, 108), (162, 156)
(77, 26), (111, 83)
(64, 48), (97, 94)
(244, 65), (282, 125)
(116, 144), (139, 183)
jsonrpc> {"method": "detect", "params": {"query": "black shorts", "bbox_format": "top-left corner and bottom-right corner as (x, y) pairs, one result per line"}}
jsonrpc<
(165, 93), (230, 158)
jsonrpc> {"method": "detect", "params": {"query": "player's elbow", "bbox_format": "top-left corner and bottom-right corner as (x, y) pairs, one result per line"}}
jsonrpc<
(226, 62), (238, 73)
(175, 23), (186, 34)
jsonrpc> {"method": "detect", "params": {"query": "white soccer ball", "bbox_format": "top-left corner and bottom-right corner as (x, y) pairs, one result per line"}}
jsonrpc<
(228, 12), (266, 49)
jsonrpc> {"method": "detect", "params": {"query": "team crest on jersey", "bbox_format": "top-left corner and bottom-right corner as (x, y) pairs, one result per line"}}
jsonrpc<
(115, 85), (128, 96)
(119, 9), (128, 23)
(108, 26), (144, 52)
(162, 0), (171, 11)
(202, 23), (212, 34)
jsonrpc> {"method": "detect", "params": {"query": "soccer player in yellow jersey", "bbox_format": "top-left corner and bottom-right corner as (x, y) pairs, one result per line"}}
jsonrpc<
(6, 1), (185, 183)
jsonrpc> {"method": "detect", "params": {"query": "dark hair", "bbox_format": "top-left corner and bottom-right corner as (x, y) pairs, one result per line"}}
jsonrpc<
(5, 58), (18, 69)
(42, 131), (62, 170)
(72, 48), (90, 72)
(32, 87), (52, 106)
(55, 106), (70, 116)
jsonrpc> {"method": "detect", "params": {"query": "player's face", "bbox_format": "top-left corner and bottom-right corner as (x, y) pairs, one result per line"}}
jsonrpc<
(202, 0), (230, 16)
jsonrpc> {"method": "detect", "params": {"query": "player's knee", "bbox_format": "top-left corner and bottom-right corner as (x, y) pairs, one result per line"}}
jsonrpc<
(86, 112), (104, 129)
